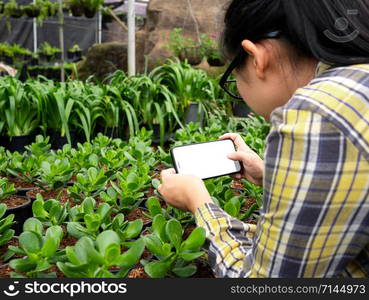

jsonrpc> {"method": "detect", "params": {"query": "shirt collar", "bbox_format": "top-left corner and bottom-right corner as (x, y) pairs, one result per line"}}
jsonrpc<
(315, 62), (333, 77)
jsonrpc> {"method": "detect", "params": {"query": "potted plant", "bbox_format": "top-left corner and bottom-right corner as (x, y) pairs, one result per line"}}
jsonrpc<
(1, 77), (39, 152)
(0, 43), (14, 65)
(0, 1), (5, 14)
(168, 28), (203, 66)
(200, 34), (225, 67)
(4, 0), (23, 18)
(67, 44), (82, 60)
(1, 178), (32, 235)
(38, 42), (61, 62)
(82, 0), (104, 18)
(68, 0), (84, 17)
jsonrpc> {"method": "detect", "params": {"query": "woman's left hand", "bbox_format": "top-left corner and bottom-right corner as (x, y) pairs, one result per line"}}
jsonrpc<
(158, 169), (213, 214)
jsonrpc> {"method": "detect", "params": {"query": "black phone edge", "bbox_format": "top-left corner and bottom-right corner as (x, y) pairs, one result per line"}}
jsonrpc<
(170, 139), (242, 181)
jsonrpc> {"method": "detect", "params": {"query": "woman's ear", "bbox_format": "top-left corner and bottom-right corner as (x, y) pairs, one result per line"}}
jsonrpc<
(241, 40), (269, 80)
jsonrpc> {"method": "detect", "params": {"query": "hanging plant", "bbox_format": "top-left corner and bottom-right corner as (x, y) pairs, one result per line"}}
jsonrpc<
(4, 0), (23, 18)
(82, 0), (104, 18)
(23, 3), (41, 18)
(68, 0), (84, 17)
(0, 1), (5, 14)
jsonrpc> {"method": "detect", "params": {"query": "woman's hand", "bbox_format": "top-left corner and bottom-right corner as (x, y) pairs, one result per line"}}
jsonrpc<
(158, 169), (213, 214)
(219, 133), (264, 186)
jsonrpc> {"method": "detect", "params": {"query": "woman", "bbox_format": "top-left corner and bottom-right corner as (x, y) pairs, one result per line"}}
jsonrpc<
(158, 0), (369, 277)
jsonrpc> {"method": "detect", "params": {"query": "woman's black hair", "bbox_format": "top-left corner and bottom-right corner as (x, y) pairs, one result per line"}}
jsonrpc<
(222, 0), (369, 66)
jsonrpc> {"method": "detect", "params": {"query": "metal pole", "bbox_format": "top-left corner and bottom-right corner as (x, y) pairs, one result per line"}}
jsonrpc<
(127, 0), (136, 76)
(58, 0), (65, 82)
(33, 0), (37, 53)
(98, 9), (102, 44)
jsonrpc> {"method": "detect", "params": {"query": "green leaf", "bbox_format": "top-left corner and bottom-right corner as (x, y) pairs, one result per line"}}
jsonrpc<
(96, 230), (120, 257)
(179, 251), (204, 262)
(144, 260), (172, 278)
(19, 231), (42, 254)
(165, 219), (183, 250)
(144, 234), (165, 258)
(23, 218), (43, 235)
(152, 214), (167, 242)
(117, 238), (145, 269)
(172, 265), (197, 277)
(9, 258), (37, 272)
(181, 227), (206, 252)
(124, 219), (143, 240)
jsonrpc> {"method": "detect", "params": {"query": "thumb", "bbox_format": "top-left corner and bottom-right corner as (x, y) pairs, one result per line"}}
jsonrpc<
(227, 151), (248, 162)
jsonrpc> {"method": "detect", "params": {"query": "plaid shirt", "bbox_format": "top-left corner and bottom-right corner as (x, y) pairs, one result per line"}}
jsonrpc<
(195, 63), (369, 278)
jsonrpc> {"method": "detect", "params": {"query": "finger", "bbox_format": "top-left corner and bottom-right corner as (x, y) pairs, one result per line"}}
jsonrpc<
(157, 184), (163, 195)
(219, 133), (249, 151)
(161, 168), (176, 180)
(227, 151), (251, 162)
(231, 173), (242, 180)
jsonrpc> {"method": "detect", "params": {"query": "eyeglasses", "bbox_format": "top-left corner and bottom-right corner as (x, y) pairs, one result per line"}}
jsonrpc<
(219, 31), (282, 100)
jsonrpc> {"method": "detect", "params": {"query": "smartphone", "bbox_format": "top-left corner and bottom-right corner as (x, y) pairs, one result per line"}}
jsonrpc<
(170, 139), (241, 180)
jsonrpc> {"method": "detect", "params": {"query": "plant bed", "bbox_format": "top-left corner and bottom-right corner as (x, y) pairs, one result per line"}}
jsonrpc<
(26, 188), (71, 204)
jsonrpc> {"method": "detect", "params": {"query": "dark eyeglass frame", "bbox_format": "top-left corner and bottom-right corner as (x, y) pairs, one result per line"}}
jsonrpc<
(220, 31), (282, 99)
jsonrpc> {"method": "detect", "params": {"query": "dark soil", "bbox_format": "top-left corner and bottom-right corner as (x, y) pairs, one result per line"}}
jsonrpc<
(242, 197), (257, 211)
(192, 260), (215, 278)
(59, 235), (78, 249)
(0, 264), (11, 278)
(26, 188), (72, 204)
(232, 179), (244, 190)
(8, 176), (37, 189)
(126, 208), (151, 225)
(127, 266), (150, 278)
(1, 195), (29, 209)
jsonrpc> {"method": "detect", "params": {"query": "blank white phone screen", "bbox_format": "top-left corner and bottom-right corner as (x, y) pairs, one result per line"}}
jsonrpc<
(172, 140), (240, 179)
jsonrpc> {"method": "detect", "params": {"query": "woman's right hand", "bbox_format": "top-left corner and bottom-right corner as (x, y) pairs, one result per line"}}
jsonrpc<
(219, 133), (264, 186)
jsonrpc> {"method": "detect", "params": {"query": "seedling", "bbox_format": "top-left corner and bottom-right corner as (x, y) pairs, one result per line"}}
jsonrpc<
(32, 194), (69, 227)
(0, 178), (16, 202)
(143, 216), (206, 278)
(57, 230), (145, 278)
(8, 218), (64, 278)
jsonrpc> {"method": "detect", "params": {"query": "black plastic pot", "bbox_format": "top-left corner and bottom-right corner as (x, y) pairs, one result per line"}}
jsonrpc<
(74, 50), (82, 60)
(6, 134), (35, 153)
(54, 52), (62, 60)
(24, 7), (40, 18)
(4, 196), (32, 235)
(151, 124), (173, 145)
(67, 50), (74, 60)
(47, 129), (77, 150)
(179, 47), (203, 66)
(29, 57), (39, 66)
(232, 101), (251, 118)
(70, 5), (84, 17)
(207, 57), (225, 67)
(10, 8), (23, 18)
(184, 103), (204, 125)
(84, 8), (96, 18)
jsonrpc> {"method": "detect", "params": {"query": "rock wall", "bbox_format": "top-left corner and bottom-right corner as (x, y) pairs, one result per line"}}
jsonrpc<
(142, 0), (229, 71)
